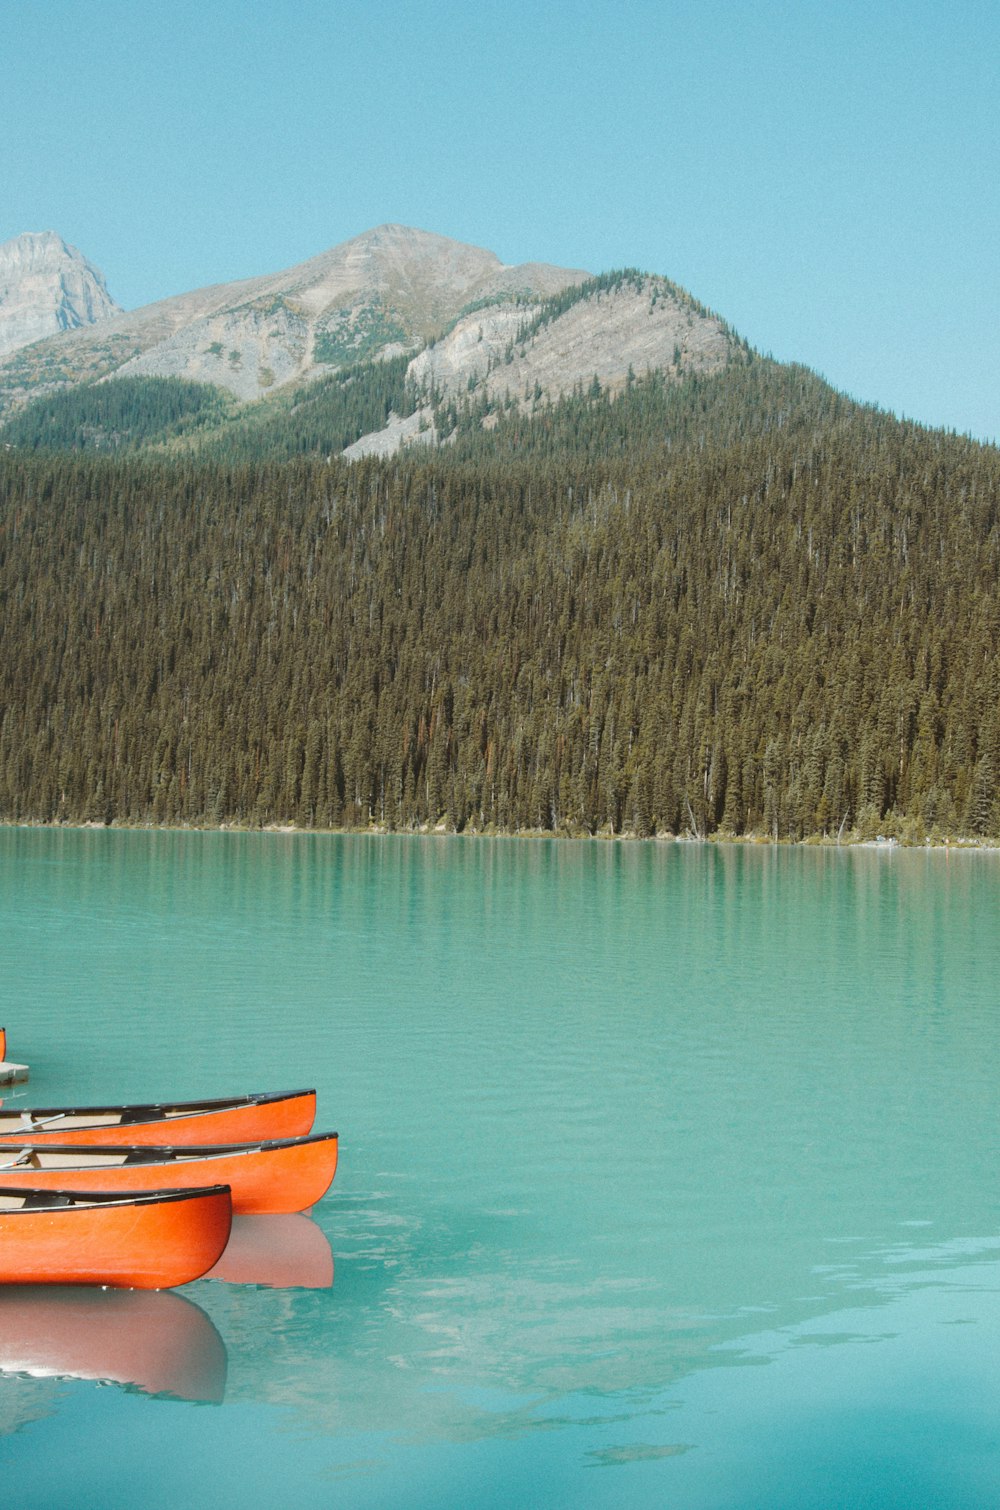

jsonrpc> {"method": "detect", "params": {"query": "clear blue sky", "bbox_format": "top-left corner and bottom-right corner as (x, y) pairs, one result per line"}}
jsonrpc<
(2, 0), (998, 440)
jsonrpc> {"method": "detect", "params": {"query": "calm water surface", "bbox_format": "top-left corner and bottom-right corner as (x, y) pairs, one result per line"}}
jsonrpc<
(2, 830), (1000, 1507)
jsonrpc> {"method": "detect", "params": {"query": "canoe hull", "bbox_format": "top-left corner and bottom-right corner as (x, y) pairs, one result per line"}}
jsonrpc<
(0, 1133), (339, 1215)
(0, 1089), (317, 1147)
(0, 1185), (233, 1290)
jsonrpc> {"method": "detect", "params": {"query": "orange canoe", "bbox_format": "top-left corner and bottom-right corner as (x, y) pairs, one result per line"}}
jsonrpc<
(0, 1088), (317, 1147)
(0, 1184), (233, 1290)
(0, 1132), (339, 1215)
(0, 1027), (6, 1061)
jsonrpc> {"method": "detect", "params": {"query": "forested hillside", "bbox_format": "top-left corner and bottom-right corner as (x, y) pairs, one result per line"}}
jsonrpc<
(0, 376), (233, 453)
(2, 359), (999, 841)
(0, 361), (423, 462)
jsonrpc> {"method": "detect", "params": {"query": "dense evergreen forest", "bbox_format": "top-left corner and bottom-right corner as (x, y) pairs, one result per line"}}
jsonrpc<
(0, 376), (234, 453)
(0, 361), (426, 463)
(2, 360), (1000, 841)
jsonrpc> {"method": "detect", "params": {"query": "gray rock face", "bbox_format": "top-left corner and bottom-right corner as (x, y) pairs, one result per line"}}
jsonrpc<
(0, 225), (590, 405)
(0, 232), (120, 358)
(109, 223), (590, 399)
(409, 278), (734, 412)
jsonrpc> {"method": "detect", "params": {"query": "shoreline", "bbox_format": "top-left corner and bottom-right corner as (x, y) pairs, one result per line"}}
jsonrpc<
(2, 816), (998, 853)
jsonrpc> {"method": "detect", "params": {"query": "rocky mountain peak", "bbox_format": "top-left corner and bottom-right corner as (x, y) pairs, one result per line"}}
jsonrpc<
(0, 231), (121, 358)
(0, 227), (739, 440)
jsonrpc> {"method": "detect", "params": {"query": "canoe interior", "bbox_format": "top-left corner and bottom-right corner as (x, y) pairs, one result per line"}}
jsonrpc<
(0, 1088), (314, 1136)
(0, 1183), (233, 1211)
(0, 1132), (338, 1173)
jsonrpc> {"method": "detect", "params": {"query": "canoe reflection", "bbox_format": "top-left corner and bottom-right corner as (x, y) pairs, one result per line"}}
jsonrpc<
(0, 1285), (227, 1402)
(205, 1212), (334, 1289)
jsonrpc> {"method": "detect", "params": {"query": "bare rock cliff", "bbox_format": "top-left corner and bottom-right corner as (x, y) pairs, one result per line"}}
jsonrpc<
(0, 232), (120, 358)
(409, 278), (734, 412)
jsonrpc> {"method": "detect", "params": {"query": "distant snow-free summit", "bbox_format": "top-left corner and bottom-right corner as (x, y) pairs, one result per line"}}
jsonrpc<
(0, 231), (120, 359)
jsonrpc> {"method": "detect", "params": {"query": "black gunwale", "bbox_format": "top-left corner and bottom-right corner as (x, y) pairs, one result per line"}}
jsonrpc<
(0, 1088), (316, 1129)
(0, 1131), (339, 1168)
(0, 1183), (232, 1210)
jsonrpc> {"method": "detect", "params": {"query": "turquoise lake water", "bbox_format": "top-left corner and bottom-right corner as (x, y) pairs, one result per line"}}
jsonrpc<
(3, 828), (1000, 1507)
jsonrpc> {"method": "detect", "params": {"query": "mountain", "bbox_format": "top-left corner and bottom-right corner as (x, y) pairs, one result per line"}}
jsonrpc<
(0, 232), (120, 358)
(0, 229), (742, 459)
(2, 230), (1000, 842)
(0, 225), (589, 410)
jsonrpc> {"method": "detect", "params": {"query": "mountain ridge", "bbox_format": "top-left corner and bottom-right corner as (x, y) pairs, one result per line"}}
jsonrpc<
(0, 225), (590, 408)
(0, 227), (741, 455)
